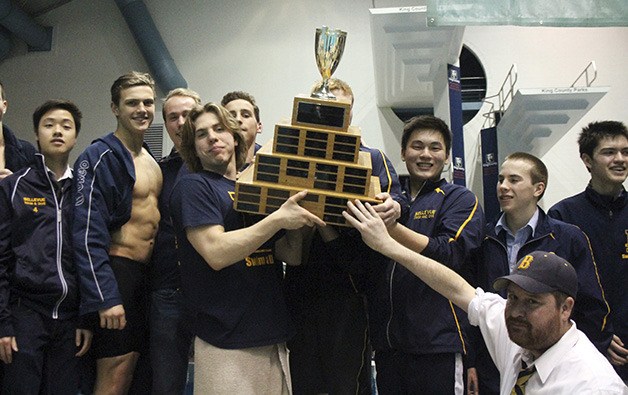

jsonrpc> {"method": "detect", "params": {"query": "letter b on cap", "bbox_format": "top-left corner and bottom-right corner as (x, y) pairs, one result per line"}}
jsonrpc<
(517, 255), (534, 270)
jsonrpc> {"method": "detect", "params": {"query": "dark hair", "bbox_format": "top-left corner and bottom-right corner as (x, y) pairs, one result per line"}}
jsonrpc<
(0, 80), (5, 101)
(551, 290), (572, 308)
(179, 102), (247, 173)
(402, 115), (452, 153)
(110, 71), (155, 106)
(578, 121), (628, 158)
(33, 99), (82, 135)
(504, 152), (548, 200)
(220, 91), (260, 122)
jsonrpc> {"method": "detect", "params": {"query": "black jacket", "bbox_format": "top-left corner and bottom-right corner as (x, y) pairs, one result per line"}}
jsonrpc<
(0, 154), (78, 337)
(3, 124), (36, 172)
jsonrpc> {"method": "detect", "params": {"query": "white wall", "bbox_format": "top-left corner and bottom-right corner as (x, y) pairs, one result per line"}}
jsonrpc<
(1, 0), (384, 159)
(0, 0), (145, 154)
(0, 0), (626, 208)
(462, 25), (628, 209)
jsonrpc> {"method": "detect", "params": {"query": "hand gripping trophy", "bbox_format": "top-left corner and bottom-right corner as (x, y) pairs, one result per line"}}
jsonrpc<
(234, 26), (381, 226)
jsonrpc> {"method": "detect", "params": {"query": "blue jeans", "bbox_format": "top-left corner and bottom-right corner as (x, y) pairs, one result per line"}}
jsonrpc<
(149, 288), (194, 394)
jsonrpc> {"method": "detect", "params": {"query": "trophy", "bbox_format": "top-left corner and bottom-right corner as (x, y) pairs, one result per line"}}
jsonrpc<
(234, 26), (382, 227)
(311, 26), (347, 100)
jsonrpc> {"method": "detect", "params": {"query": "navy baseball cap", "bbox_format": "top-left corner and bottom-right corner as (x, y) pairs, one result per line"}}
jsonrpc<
(493, 251), (578, 299)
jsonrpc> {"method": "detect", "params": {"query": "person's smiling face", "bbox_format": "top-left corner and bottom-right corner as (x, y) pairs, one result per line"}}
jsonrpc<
(401, 128), (449, 182)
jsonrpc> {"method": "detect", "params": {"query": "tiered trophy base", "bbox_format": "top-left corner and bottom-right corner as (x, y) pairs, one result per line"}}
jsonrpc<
(254, 143), (374, 196)
(235, 163), (381, 226)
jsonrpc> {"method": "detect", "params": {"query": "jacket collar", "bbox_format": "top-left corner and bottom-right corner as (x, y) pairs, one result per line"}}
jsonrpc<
(584, 183), (627, 212)
(488, 206), (552, 240)
(160, 147), (180, 163)
(402, 177), (446, 200)
(94, 132), (153, 181)
(33, 153), (73, 181)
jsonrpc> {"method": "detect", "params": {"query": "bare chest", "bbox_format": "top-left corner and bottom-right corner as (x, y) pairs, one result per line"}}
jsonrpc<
(132, 150), (162, 199)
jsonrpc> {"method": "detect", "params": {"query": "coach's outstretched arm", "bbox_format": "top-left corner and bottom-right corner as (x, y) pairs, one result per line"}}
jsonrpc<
(343, 199), (476, 312)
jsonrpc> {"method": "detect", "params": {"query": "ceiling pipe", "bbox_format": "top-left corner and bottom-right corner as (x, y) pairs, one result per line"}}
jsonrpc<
(114, 0), (187, 93)
(0, 0), (52, 52)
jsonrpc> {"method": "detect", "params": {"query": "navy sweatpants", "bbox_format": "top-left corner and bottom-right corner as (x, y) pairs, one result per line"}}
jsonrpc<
(2, 303), (80, 395)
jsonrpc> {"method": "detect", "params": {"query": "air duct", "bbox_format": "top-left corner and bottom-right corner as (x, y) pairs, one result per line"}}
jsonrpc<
(114, 0), (187, 93)
(0, 0), (52, 52)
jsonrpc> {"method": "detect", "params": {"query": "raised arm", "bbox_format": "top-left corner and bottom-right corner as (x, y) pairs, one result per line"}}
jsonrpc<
(343, 199), (476, 312)
(187, 190), (324, 270)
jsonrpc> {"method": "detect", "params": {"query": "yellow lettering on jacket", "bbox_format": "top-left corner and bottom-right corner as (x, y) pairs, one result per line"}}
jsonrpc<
(414, 209), (436, 220)
(23, 197), (46, 206)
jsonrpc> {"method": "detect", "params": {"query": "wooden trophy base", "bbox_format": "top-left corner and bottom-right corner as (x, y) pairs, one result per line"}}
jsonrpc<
(234, 94), (381, 226)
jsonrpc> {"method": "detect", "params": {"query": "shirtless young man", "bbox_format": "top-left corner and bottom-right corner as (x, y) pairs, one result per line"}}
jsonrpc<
(73, 71), (162, 394)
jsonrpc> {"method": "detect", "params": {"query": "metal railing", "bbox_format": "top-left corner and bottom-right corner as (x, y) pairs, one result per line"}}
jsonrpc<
(482, 63), (518, 129)
(480, 61), (598, 129)
(571, 61), (597, 87)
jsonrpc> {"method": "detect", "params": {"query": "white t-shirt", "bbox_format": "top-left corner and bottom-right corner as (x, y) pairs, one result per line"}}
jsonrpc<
(468, 288), (627, 395)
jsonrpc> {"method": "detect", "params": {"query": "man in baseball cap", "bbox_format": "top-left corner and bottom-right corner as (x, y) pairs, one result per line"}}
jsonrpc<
(493, 251), (578, 298)
(342, 200), (628, 394)
(493, 252), (580, 361)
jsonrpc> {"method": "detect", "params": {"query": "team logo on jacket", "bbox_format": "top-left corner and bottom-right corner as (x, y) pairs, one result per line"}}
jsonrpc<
(23, 196), (46, 213)
(414, 209), (436, 220)
(75, 160), (89, 206)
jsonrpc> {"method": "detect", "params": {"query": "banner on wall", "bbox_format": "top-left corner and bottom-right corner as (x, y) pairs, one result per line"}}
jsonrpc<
(448, 64), (465, 186)
(481, 126), (500, 222)
(426, 0), (628, 27)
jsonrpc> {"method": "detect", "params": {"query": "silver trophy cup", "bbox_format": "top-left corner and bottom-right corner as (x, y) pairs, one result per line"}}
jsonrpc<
(311, 26), (347, 100)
